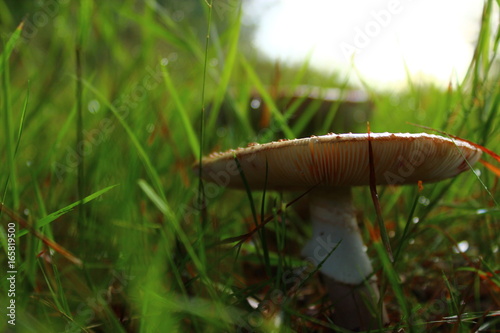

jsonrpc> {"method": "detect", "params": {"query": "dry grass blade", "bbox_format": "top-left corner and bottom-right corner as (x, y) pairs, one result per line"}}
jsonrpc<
(367, 125), (394, 261)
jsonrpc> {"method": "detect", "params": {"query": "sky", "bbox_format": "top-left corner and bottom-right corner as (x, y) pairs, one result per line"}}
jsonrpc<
(243, 0), (487, 90)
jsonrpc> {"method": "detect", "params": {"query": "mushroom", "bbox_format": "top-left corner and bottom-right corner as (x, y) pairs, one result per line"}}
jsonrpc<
(197, 132), (482, 330)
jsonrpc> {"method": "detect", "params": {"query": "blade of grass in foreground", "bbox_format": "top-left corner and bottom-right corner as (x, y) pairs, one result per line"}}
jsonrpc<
(1, 79), (28, 208)
(1, 22), (24, 210)
(17, 184), (119, 237)
(137, 179), (222, 303)
(137, 179), (204, 271)
(75, 47), (85, 228)
(442, 272), (460, 318)
(39, 259), (72, 319)
(366, 219), (411, 331)
(260, 160), (271, 277)
(206, 6), (242, 132)
(143, 289), (243, 328)
(232, 155), (268, 271)
(367, 128), (393, 261)
(80, 79), (167, 200)
(14, 81), (29, 157)
(393, 193), (420, 264)
(25, 165), (52, 286)
(0, 21), (23, 75)
(196, 0), (214, 272)
(240, 55), (295, 140)
(0, 203), (82, 266)
(161, 64), (200, 158)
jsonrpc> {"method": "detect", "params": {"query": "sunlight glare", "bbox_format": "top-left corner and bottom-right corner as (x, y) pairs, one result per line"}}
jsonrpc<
(244, 0), (485, 89)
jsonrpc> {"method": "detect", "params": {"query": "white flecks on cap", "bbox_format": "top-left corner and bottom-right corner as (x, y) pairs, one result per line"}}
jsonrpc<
(199, 133), (482, 190)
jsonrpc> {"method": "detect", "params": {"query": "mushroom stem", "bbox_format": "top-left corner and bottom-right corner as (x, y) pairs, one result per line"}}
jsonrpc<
(301, 187), (388, 330)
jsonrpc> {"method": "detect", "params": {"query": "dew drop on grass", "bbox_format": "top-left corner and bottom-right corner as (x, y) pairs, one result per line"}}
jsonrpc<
(23, 208), (30, 216)
(408, 238), (415, 245)
(250, 98), (261, 109)
(492, 245), (498, 253)
(146, 123), (155, 133)
(161, 58), (169, 66)
(412, 217), (419, 224)
(474, 168), (481, 176)
(453, 240), (469, 253)
(476, 208), (487, 214)
(209, 58), (219, 67)
(247, 297), (259, 309)
(418, 196), (430, 206)
(88, 99), (100, 114)
(26, 160), (32, 167)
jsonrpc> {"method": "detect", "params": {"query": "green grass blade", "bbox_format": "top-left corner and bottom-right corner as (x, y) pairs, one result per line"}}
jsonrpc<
(369, 224), (411, 330)
(0, 21), (23, 74)
(75, 47), (85, 228)
(319, 76), (352, 134)
(137, 179), (213, 293)
(260, 160), (271, 276)
(15, 83), (29, 150)
(37, 260), (73, 320)
(161, 64), (200, 158)
(18, 184), (119, 237)
(233, 155), (258, 228)
(77, 0), (93, 48)
(1, 24), (21, 209)
(480, 82), (500, 145)
(393, 193), (419, 264)
(442, 272), (459, 316)
(81, 79), (167, 199)
(206, 9), (242, 131)
(240, 55), (295, 139)
(128, 1), (204, 61)
(2, 78), (28, 209)
(288, 96), (321, 135)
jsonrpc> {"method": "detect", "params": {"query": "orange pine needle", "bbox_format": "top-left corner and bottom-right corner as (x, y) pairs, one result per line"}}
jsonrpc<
(480, 159), (500, 177)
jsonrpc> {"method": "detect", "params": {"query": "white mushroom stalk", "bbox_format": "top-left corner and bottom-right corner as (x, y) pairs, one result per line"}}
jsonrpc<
(196, 132), (482, 331)
(301, 187), (385, 330)
(301, 187), (372, 284)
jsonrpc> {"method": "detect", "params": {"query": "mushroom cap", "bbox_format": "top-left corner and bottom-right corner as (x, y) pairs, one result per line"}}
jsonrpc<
(198, 133), (482, 191)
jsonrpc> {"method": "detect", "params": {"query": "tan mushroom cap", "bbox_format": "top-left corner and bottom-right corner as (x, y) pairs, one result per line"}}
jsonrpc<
(199, 133), (482, 191)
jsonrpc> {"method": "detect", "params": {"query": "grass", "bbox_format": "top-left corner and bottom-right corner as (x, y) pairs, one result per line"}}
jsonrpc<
(0, 0), (499, 332)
